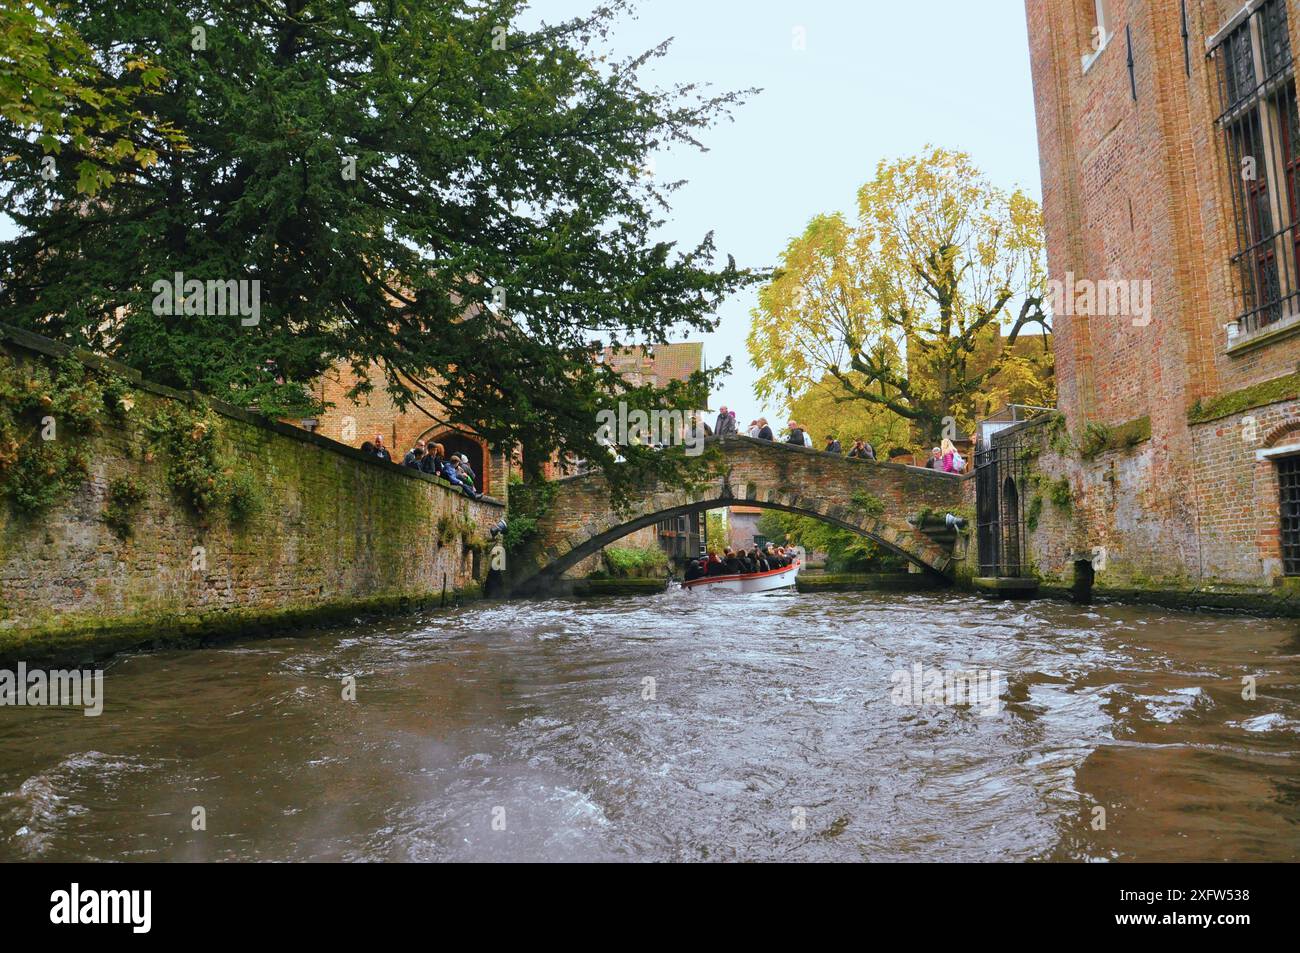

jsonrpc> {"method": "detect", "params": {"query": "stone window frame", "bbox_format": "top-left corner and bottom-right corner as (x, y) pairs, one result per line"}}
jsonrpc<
(1254, 420), (1300, 577)
(1209, 0), (1300, 352)
(1080, 0), (1114, 73)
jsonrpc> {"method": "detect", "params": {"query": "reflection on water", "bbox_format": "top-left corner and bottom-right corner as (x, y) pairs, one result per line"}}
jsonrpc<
(1, 589), (1297, 861)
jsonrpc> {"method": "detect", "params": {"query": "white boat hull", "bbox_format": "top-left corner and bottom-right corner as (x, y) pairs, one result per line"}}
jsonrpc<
(682, 560), (801, 593)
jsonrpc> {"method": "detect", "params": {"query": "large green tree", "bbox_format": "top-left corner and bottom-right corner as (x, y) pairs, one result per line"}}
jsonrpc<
(0, 0), (754, 494)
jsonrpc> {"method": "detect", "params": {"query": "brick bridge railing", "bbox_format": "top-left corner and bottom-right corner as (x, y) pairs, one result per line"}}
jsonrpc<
(510, 435), (970, 594)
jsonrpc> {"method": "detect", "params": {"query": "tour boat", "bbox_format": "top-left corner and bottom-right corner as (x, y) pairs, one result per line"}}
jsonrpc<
(682, 557), (802, 594)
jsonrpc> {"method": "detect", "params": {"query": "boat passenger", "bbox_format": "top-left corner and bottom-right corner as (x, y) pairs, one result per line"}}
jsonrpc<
(706, 552), (724, 576)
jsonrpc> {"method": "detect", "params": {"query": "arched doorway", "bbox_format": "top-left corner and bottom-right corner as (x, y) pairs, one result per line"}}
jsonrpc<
(1001, 476), (1022, 576)
(425, 430), (488, 492)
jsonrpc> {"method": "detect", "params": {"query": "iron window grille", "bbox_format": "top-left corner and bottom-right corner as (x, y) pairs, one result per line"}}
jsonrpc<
(1278, 454), (1300, 575)
(1210, 0), (1299, 337)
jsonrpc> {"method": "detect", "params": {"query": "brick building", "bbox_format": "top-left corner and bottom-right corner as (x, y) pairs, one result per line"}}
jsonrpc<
(302, 361), (511, 499)
(1020, 0), (1300, 598)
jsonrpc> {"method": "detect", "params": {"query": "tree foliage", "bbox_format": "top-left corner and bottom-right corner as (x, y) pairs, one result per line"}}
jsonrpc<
(0, 0), (184, 195)
(754, 509), (902, 573)
(0, 0), (757, 500)
(748, 147), (1052, 442)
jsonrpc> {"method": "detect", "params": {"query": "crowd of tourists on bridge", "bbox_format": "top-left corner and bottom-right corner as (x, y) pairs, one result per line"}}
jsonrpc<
(706, 407), (967, 474)
(683, 543), (797, 581)
(358, 434), (484, 499)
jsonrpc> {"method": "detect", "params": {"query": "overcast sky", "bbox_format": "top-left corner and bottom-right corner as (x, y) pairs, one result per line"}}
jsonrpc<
(523, 0), (1045, 417)
(1, 1), (1043, 420)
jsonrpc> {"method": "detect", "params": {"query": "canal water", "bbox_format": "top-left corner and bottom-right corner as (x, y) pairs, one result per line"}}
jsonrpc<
(1, 590), (1298, 862)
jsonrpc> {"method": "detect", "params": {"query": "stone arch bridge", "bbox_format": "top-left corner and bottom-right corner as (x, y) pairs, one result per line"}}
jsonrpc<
(510, 436), (972, 594)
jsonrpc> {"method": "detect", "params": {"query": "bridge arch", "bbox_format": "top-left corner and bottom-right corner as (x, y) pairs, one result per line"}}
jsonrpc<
(511, 437), (970, 594)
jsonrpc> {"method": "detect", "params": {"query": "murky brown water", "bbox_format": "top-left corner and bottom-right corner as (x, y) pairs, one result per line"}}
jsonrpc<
(1, 590), (1298, 861)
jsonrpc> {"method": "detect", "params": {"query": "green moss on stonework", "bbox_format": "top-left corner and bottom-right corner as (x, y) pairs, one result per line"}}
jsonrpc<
(0, 587), (487, 667)
(1078, 415), (1151, 460)
(1187, 371), (1300, 425)
(1026, 494), (1044, 532)
(849, 490), (886, 518)
(1046, 476), (1072, 510)
(1045, 413), (1073, 455)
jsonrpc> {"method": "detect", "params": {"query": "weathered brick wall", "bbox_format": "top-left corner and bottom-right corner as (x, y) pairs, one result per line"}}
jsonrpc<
(1024, 0), (1300, 605)
(0, 328), (504, 662)
(1010, 409), (1298, 609)
(513, 436), (970, 592)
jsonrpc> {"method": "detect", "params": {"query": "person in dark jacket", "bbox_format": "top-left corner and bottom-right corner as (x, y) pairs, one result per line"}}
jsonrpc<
(825, 435), (842, 454)
(403, 439), (428, 468)
(685, 559), (705, 581)
(429, 443), (481, 499)
(722, 548), (743, 574)
(786, 421), (806, 446)
(714, 407), (736, 437)
(372, 434), (392, 462)
(706, 552), (724, 576)
(848, 438), (875, 460)
(454, 454), (478, 492)
(757, 418), (774, 440)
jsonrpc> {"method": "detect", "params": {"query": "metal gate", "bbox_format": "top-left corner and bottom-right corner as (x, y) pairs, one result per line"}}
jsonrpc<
(976, 431), (1030, 577)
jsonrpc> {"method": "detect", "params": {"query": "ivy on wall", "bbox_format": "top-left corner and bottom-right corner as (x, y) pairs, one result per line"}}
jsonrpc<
(503, 476), (557, 552)
(141, 401), (262, 525)
(0, 352), (130, 513)
(0, 345), (262, 530)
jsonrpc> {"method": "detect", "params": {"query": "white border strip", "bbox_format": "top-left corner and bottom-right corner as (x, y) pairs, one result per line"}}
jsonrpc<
(1257, 441), (1300, 461)
(1207, 0), (1264, 51)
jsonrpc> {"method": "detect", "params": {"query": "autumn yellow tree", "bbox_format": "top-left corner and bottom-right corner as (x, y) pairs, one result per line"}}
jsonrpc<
(748, 147), (1052, 443)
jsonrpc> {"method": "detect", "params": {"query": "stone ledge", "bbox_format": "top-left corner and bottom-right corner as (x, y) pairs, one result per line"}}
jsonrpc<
(973, 577), (1041, 597)
(0, 587), (485, 668)
(797, 573), (944, 592)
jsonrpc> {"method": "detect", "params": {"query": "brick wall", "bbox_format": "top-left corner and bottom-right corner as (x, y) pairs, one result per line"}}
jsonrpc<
(1024, 0), (1300, 602)
(0, 327), (504, 663)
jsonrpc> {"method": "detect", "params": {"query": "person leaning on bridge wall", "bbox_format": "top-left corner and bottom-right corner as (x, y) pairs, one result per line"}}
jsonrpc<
(714, 406), (736, 437)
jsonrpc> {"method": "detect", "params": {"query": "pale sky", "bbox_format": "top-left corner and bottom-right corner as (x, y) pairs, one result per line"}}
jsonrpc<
(1, 1), (1043, 420)
(522, 0), (1045, 417)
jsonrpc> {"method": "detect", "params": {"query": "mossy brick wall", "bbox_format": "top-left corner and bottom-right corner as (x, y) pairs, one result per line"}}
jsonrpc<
(513, 435), (969, 592)
(1011, 407), (1300, 610)
(0, 328), (504, 662)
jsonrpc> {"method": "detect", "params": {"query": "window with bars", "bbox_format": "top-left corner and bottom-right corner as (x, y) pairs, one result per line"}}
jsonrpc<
(1278, 455), (1300, 575)
(1211, 0), (1299, 337)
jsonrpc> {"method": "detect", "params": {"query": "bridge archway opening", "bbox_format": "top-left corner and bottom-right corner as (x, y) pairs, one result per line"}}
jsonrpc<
(520, 497), (951, 594)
